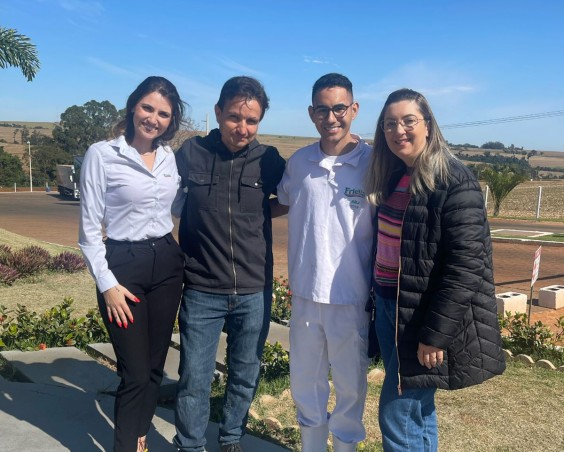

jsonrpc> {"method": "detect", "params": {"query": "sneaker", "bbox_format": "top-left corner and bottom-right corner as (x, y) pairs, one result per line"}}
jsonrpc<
(220, 443), (243, 452)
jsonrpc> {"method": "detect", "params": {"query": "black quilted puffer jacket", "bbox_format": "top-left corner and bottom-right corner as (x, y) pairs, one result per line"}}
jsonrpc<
(379, 158), (505, 390)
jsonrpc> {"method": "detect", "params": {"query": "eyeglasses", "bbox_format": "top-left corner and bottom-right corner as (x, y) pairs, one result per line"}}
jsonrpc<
(380, 115), (426, 132)
(311, 103), (353, 120)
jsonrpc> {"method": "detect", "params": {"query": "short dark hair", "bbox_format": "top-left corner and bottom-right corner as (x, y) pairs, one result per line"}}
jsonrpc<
(311, 73), (353, 103)
(216, 76), (270, 120)
(114, 76), (186, 148)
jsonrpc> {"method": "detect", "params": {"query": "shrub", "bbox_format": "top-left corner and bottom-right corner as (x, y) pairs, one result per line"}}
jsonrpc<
(261, 341), (290, 380)
(0, 244), (12, 265)
(0, 263), (20, 286)
(9, 245), (51, 277)
(272, 276), (292, 323)
(0, 298), (108, 351)
(499, 313), (564, 366)
(49, 251), (87, 272)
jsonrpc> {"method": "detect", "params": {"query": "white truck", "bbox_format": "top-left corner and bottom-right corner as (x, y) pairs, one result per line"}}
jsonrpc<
(56, 156), (83, 200)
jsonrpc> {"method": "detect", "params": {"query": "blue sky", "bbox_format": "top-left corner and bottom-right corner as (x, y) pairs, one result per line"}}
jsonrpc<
(1, 0), (563, 151)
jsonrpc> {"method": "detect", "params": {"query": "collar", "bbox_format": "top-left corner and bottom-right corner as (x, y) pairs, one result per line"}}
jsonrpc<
(309, 134), (366, 167)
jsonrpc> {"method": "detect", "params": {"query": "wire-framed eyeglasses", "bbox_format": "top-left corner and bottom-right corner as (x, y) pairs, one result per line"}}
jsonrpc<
(311, 103), (354, 120)
(380, 115), (427, 132)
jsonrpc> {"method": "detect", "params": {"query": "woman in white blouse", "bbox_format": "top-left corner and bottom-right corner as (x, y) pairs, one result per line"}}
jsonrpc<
(79, 76), (186, 452)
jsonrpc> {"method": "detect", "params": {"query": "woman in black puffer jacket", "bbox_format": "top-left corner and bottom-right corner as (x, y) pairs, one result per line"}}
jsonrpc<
(365, 88), (505, 451)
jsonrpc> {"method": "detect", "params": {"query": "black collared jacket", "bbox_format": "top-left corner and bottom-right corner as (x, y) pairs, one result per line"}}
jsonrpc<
(175, 129), (286, 294)
(373, 158), (505, 390)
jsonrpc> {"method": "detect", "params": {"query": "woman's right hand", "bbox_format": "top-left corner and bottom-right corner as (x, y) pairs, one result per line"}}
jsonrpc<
(102, 284), (140, 328)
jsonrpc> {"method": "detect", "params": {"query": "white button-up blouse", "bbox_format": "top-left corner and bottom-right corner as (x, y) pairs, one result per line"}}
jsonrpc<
(79, 136), (184, 292)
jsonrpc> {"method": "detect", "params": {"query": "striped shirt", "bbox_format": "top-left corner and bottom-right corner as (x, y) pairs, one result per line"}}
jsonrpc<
(374, 172), (411, 297)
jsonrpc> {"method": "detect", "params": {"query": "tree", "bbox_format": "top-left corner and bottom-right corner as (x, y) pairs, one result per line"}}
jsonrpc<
(28, 129), (54, 146)
(481, 165), (528, 216)
(52, 100), (119, 155)
(481, 141), (505, 150)
(167, 116), (199, 150)
(0, 27), (40, 81)
(0, 146), (26, 186)
(21, 144), (72, 185)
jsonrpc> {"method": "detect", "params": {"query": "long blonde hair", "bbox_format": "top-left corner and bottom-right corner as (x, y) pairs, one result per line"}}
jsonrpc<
(365, 88), (455, 205)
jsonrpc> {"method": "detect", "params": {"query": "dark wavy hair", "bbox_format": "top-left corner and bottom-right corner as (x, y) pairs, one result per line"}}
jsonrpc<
(216, 76), (269, 120)
(113, 76), (186, 148)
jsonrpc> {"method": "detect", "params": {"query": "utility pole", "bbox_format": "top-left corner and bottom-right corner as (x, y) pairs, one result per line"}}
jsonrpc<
(202, 113), (209, 135)
(27, 140), (33, 192)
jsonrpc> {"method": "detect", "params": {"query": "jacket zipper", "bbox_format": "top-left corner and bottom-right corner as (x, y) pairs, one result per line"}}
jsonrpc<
(228, 158), (237, 294)
(395, 193), (411, 396)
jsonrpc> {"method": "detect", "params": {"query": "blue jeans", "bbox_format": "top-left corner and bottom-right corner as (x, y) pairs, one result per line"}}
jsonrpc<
(174, 288), (271, 451)
(376, 296), (438, 452)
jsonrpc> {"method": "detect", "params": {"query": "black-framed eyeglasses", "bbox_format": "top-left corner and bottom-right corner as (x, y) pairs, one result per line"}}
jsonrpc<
(311, 103), (354, 119)
(380, 115), (427, 132)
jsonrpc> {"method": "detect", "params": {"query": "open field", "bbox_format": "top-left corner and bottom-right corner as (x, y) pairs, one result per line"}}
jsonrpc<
(0, 122), (55, 158)
(485, 179), (564, 220)
(455, 146), (564, 169)
(258, 134), (318, 159)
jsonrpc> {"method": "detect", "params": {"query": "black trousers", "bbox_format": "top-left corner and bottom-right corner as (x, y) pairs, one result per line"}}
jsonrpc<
(97, 233), (184, 452)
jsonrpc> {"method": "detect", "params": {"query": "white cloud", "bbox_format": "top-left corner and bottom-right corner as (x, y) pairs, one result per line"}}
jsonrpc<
(59, 0), (104, 15)
(356, 61), (478, 102)
(217, 57), (265, 78)
(86, 57), (141, 78)
(303, 56), (330, 64)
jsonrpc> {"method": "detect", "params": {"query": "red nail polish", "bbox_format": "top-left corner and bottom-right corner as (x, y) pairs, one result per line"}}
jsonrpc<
(135, 297), (141, 303)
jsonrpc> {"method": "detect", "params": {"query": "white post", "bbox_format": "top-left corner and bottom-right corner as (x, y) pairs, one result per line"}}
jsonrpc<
(14, 183), (16, 192)
(484, 185), (489, 210)
(536, 186), (542, 219)
(27, 140), (33, 192)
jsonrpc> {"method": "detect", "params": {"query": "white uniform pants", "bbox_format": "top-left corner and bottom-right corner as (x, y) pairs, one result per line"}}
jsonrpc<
(289, 296), (370, 444)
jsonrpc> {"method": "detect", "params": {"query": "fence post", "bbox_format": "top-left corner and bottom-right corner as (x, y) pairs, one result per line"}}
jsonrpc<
(484, 185), (489, 210)
(536, 186), (542, 219)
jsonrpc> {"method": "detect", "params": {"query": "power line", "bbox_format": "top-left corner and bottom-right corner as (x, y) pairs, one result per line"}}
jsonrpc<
(440, 110), (564, 129)
(358, 109), (564, 139)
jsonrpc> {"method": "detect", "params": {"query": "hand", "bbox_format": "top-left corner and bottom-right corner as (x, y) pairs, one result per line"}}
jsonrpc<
(417, 342), (444, 369)
(102, 284), (140, 328)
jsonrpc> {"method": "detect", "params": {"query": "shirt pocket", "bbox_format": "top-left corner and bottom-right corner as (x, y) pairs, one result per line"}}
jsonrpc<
(187, 172), (218, 211)
(240, 176), (264, 213)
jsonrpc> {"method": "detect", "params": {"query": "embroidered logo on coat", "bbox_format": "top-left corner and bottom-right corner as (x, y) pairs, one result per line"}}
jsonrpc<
(344, 187), (366, 198)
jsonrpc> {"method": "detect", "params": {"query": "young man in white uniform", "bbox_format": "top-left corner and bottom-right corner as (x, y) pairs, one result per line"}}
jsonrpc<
(277, 73), (374, 452)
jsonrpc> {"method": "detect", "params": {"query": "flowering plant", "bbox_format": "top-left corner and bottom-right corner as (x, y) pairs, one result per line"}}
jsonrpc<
(271, 276), (292, 323)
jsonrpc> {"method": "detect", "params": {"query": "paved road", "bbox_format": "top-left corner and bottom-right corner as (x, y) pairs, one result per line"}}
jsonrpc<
(489, 218), (564, 235)
(1, 191), (563, 300)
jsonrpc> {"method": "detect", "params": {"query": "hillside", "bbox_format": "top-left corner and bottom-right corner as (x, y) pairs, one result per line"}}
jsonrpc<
(0, 122), (55, 158)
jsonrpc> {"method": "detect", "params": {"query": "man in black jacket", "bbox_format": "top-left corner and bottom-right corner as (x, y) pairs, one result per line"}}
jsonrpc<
(173, 76), (287, 452)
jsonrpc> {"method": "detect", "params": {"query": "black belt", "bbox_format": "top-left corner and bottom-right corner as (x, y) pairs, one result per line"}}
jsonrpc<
(105, 233), (172, 246)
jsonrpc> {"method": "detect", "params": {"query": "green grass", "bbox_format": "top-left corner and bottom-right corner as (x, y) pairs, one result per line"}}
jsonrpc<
(201, 361), (564, 451)
(491, 233), (564, 242)
(2, 229), (564, 451)
(0, 228), (97, 316)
